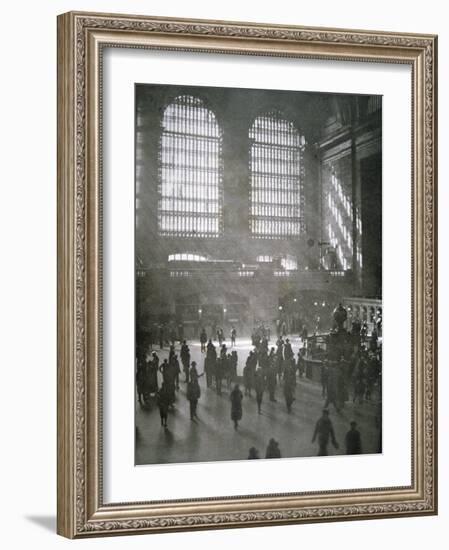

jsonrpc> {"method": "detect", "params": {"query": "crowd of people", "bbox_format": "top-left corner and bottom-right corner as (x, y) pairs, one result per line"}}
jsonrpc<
(136, 313), (381, 458)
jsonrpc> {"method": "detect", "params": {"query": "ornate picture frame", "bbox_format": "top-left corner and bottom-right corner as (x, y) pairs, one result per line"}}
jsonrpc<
(57, 11), (437, 538)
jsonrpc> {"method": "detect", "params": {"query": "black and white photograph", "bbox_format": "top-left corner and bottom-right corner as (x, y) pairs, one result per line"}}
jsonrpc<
(134, 83), (382, 466)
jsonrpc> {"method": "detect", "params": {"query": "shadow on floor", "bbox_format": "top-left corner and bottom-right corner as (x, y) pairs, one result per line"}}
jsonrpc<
(25, 515), (56, 533)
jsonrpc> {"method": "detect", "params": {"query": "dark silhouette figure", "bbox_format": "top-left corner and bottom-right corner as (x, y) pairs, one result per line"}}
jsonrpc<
(254, 368), (265, 414)
(180, 341), (190, 383)
(230, 384), (243, 429)
(345, 421), (362, 454)
(265, 438), (281, 459)
(312, 409), (339, 456)
(231, 326), (237, 347)
(200, 328), (207, 352)
(186, 379), (201, 420)
(156, 383), (170, 427)
(248, 447), (260, 459)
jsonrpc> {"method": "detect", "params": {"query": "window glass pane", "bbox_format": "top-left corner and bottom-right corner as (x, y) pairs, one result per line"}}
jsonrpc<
(249, 111), (302, 238)
(158, 95), (223, 237)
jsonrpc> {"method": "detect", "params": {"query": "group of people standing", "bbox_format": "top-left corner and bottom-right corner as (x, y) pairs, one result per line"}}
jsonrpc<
(136, 343), (203, 425)
(319, 349), (382, 413)
(136, 327), (373, 458)
(242, 337), (304, 414)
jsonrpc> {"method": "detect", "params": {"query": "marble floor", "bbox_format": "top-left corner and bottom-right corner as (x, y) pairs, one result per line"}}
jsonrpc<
(135, 338), (381, 465)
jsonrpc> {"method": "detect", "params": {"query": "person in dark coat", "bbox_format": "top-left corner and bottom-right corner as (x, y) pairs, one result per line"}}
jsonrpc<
(158, 325), (164, 350)
(284, 339), (293, 361)
(248, 447), (260, 459)
(170, 353), (181, 391)
(159, 358), (170, 383)
(267, 362), (277, 402)
(200, 328), (207, 352)
(147, 354), (159, 395)
(312, 409), (339, 456)
(324, 365), (340, 412)
(205, 340), (216, 388)
(206, 338), (215, 354)
(186, 378), (201, 420)
(156, 382), (170, 427)
(320, 363), (329, 398)
(230, 384), (243, 429)
(180, 341), (190, 383)
(151, 351), (159, 371)
(254, 367), (265, 414)
(229, 351), (238, 385)
(297, 348), (306, 378)
(243, 355), (255, 396)
(159, 359), (175, 407)
(215, 357), (223, 395)
(345, 421), (362, 454)
(283, 366), (296, 413)
(230, 326), (237, 347)
(189, 361), (204, 384)
(265, 438), (281, 459)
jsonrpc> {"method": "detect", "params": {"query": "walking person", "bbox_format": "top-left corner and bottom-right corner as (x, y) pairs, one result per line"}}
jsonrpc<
(243, 354), (255, 397)
(200, 328), (207, 353)
(265, 438), (281, 458)
(311, 409), (339, 456)
(324, 365), (340, 412)
(297, 348), (306, 378)
(230, 326), (237, 347)
(267, 362), (277, 402)
(283, 375), (295, 413)
(156, 382), (170, 428)
(248, 447), (260, 459)
(205, 340), (216, 388)
(215, 357), (223, 395)
(171, 353), (181, 391)
(159, 358), (176, 408)
(158, 325), (164, 350)
(230, 384), (243, 429)
(189, 361), (204, 383)
(345, 421), (362, 455)
(186, 378), (201, 420)
(320, 363), (329, 398)
(180, 341), (190, 383)
(148, 353), (159, 395)
(254, 367), (265, 414)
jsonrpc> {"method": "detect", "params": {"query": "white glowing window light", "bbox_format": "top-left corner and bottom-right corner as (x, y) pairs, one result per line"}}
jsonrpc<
(238, 271), (255, 277)
(159, 95), (223, 237)
(168, 253), (209, 262)
(169, 271), (192, 278)
(326, 168), (355, 271)
(280, 255), (298, 270)
(249, 111), (303, 238)
(256, 255), (273, 263)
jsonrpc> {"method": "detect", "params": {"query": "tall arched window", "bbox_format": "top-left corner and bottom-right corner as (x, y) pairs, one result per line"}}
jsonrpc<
(159, 95), (223, 237)
(249, 111), (304, 238)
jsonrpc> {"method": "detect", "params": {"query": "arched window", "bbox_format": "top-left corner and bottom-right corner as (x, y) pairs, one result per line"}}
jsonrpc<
(249, 111), (304, 238)
(158, 95), (223, 237)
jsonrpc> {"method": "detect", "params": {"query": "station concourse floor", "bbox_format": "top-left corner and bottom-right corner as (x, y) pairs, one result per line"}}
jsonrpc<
(135, 337), (381, 465)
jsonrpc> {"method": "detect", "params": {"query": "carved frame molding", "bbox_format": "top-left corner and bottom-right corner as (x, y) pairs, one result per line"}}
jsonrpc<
(57, 11), (437, 538)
